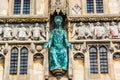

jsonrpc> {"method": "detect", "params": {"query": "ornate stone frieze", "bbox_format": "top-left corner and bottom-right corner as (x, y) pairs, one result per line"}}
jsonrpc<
(0, 17), (48, 23)
(68, 15), (120, 22)
(0, 23), (47, 41)
(70, 21), (120, 41)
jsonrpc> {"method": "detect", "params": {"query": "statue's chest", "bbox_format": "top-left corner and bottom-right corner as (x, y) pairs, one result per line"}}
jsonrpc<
(53, 31), (64, 40)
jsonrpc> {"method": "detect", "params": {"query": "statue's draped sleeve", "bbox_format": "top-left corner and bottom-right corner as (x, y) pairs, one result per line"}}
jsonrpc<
(63, 30), (72, 49)
(44, 30), (54, 48)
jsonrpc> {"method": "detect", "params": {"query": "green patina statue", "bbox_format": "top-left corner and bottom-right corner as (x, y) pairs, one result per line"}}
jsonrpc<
(44, 16), (72, 71)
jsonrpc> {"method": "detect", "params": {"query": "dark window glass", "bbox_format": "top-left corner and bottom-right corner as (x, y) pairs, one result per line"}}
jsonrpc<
(100, 46), (108, 73)
(23, 0), (30, 14)
(89, 47), (98, 73)
(14, 0), (21, 14)
(96, 0), (103, 13)
(10, 48), (18, 74)
(20, 47), (28, 74)
(87, 0), (94, 13)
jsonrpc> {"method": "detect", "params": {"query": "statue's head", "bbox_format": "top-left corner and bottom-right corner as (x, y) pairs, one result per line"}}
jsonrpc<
(54, 16), (63, 25)
(5, 23), (9, 27)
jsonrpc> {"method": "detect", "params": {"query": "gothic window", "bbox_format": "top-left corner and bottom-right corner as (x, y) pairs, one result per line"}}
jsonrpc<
(23, 0), (30, 14)
(99, 46), (108, 73)
(14, 0), (21, 14)
(89, 46), (98, 73)
(20, 47), (28, 74)
(14, 0), (30, 15)
(10, 47), (18, 74)
(96, 0), (103, 13)
(87, 0), (94, 13)
(89, 46), (108, 74)
(87, 0), (103, 13)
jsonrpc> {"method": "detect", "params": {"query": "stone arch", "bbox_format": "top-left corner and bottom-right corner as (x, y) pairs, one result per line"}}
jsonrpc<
(33, 53), (44, 80)
(73, 52), (84, 80)
(0, 54), (5, 80)
(113, 52), (120, 80)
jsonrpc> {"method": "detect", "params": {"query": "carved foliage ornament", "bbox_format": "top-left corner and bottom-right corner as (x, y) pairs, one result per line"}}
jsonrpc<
(113, 52), (120, 60)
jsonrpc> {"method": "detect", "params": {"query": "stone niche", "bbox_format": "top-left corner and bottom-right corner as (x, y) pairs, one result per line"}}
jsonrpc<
(73, 53), (84, 80)
(33, 53), (44, 80)
(113, 52), (120, 80)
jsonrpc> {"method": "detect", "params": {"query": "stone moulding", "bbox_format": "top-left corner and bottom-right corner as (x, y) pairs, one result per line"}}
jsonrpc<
(0, 17), (49, 23)
(68, 15), (120, 22)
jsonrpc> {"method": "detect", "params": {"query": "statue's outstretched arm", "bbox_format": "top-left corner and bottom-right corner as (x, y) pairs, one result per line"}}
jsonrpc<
(63, 31), (72, 49)
(44, 30), (54, 48)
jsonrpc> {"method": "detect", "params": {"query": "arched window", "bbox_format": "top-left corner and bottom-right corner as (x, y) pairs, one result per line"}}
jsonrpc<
(10, 47), (18, 74)
(87, 0), (103, 13)
(99, 46), (108, 73)
(89, 46), (98, 73)
(20, 47), (28, 74)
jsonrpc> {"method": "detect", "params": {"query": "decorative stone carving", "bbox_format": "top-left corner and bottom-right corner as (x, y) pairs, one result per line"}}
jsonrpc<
(115, 43), (120, 50)
(74, 53), (84, 60)
(86, 23), (94, 39)
(0, 25), (3, 40)
(109, 22), (119, 38)
(113, 52), (120, 60)
(12, 25), (18, 40)
(3, 23), (12, 40)
(73, 44), (81, 51)
(103, 22), (110, 38)
(0, 54), (4, 62)
(50, 0), (67, 14)
(3, 43), (8, 55)
(31, 23), (46, 40)
(71, 22), (87, 40)
(72, 4), (81, 14)
(33, 53), (44, 61)
(93, 22), (105, 39)
(36, 45), (43, 52)
(30, 43), (35, 53)
(18, 24), (28, 40)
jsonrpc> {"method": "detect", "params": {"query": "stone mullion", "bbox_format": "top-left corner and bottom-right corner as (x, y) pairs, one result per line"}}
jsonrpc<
(17, 48), (20, 75)
(94, 0), (96, 14)
(21, 0), (24, 15)
(97, 46), (101, 75)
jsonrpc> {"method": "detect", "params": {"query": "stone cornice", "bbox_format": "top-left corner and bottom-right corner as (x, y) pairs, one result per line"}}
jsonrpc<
(0, 16), (49, 23)
(68, 15), (120, 22)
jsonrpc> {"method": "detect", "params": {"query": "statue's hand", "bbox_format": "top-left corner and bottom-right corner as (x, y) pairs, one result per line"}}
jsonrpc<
(43, 43), (50, 48)
(68, 43), (72, 49)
